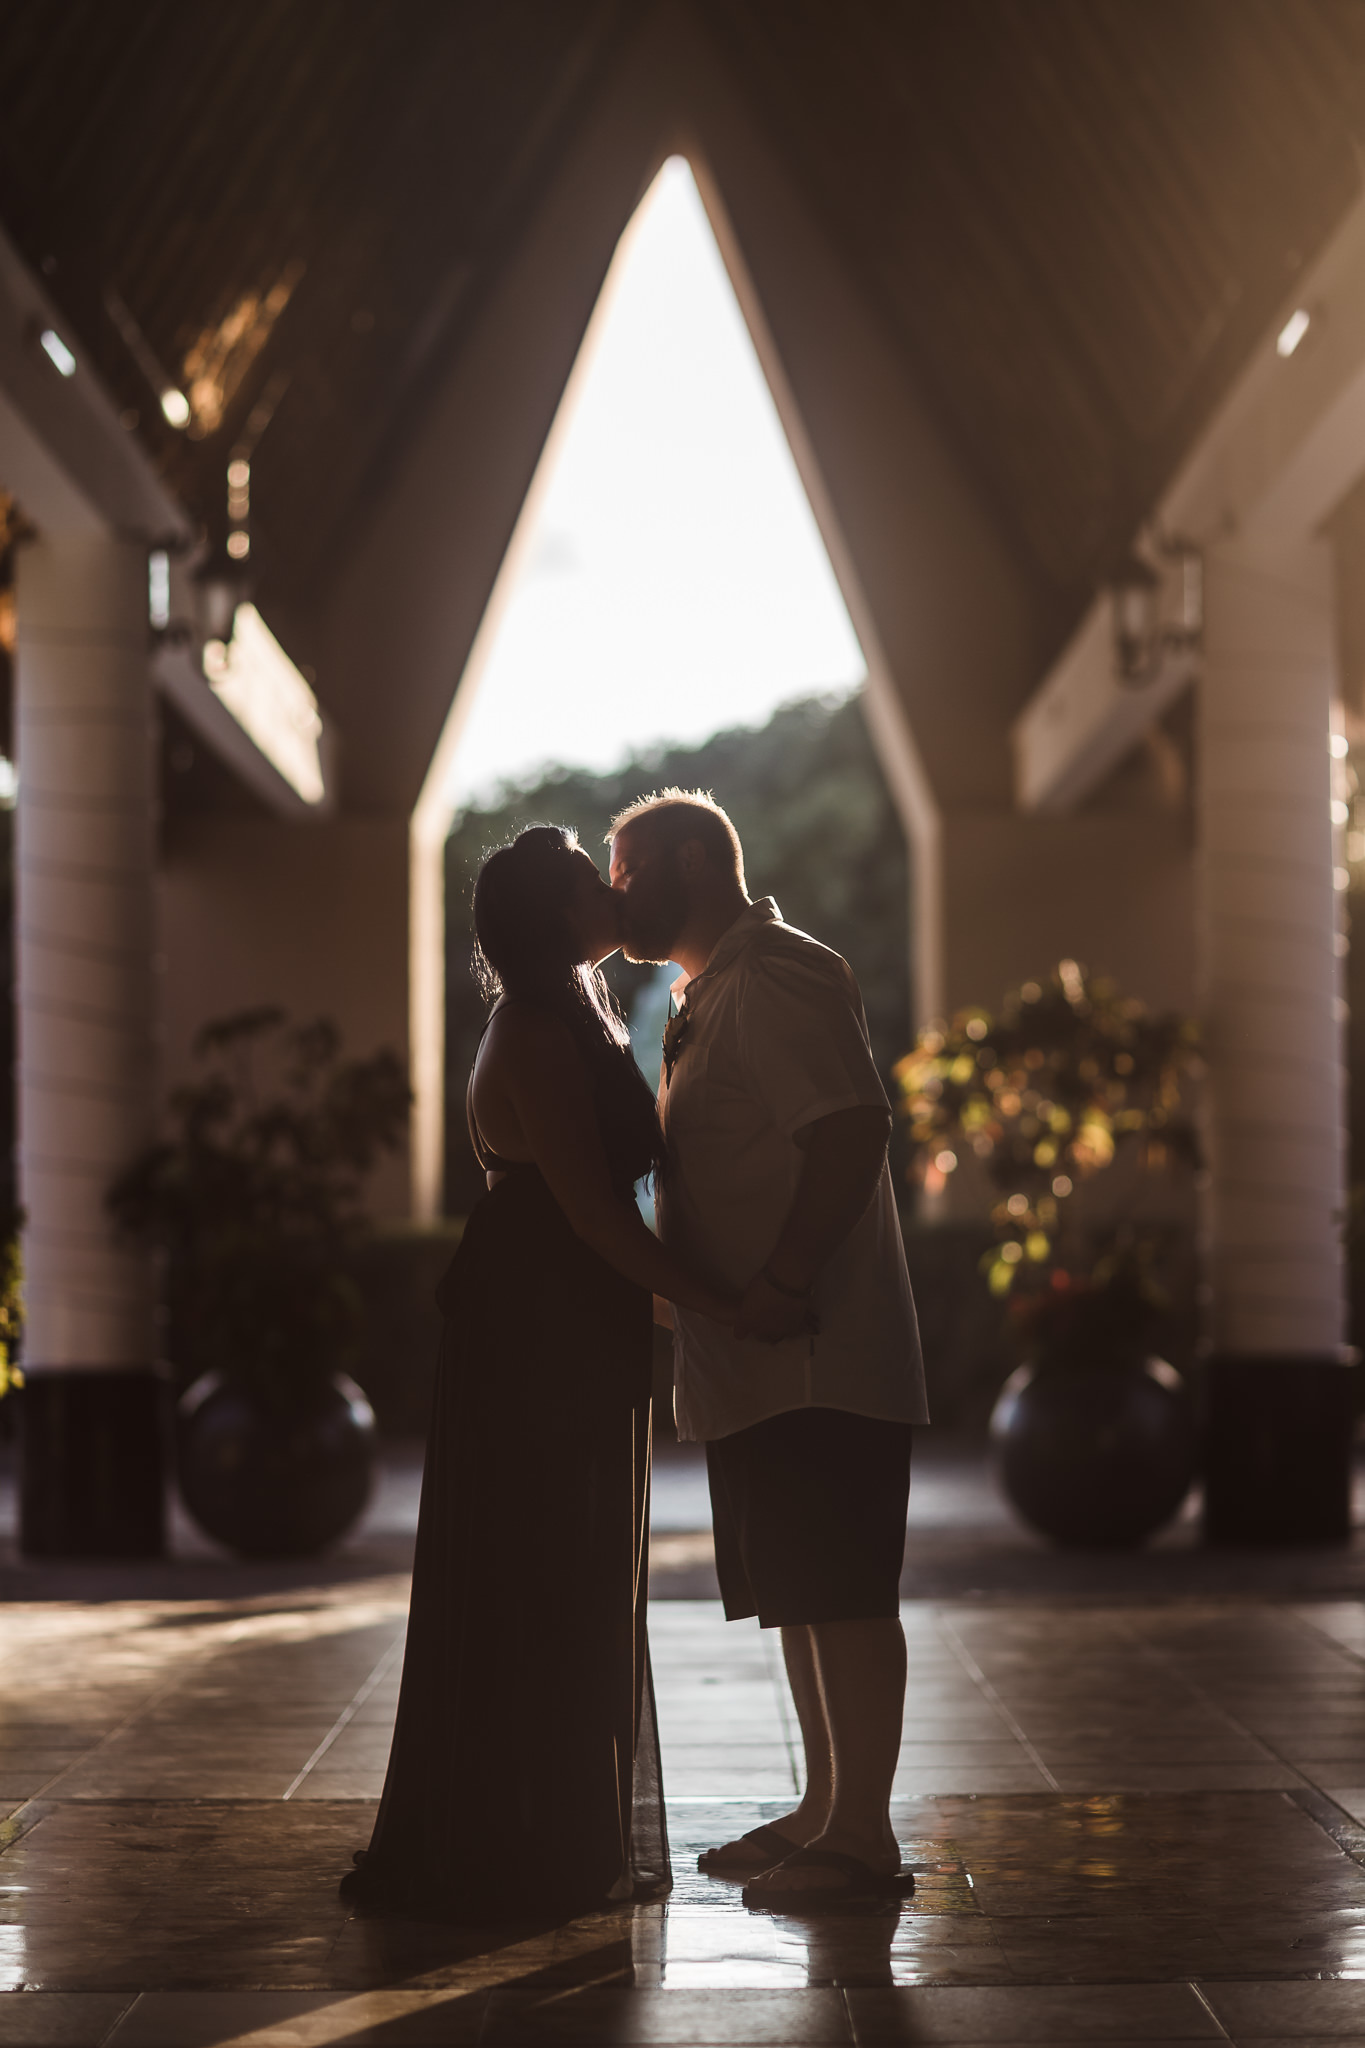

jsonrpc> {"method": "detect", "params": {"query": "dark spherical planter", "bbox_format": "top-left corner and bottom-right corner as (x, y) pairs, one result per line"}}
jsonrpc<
(177, 1370), (377, 1558)
(990, 1355), (1196, 1549)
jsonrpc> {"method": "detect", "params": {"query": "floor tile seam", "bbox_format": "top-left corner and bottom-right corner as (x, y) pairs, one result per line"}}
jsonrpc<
(0, 1794), (55, 1856)
(1291, 1605), (1365, 1677)
(91, 1977), (1365, 2004)
(1184, 1981), (1235, 2041)
(666, 1794), (808, 1803)
(933, 1614), (1061, 1792)
(90, 1974), (1365, 1990)
(20, 1660), (208, 1811)
(1285, 1784), (1365, 1869)
(281, 1632), (406, 1802)
(96, 1990), (141, 2047)
(0, 1793), (383, 1808)
(1113, 1614), (1312, 1790)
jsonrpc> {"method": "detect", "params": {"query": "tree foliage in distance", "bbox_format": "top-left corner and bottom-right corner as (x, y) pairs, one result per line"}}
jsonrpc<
(894, 960), (1200, 1308)
(443, 691), (910, 1214)
(108, 1009), (411, 1405)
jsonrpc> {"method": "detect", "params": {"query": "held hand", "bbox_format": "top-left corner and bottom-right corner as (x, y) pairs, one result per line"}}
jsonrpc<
(734, 1272), (817, 1344)
(672, 1288), (741, 1326)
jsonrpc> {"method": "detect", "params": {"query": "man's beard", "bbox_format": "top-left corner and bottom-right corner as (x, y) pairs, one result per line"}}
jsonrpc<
(621, 873), (688, 965)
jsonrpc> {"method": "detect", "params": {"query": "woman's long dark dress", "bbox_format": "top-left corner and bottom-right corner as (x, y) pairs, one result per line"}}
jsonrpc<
(345, 1015), (670, 1919)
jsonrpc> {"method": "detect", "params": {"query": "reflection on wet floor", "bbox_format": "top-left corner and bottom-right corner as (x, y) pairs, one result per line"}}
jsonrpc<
(3, 1594), (1365, 2040)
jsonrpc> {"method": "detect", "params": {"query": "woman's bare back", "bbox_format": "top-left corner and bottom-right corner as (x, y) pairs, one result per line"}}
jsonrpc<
(468, 1007), (536, 1176)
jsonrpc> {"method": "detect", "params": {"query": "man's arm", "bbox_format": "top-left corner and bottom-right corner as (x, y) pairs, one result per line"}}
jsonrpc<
(735, 1104), (891, 1342)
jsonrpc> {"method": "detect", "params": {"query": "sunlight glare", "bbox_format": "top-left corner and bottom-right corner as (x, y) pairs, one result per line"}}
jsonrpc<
(445, 157), (865, 811)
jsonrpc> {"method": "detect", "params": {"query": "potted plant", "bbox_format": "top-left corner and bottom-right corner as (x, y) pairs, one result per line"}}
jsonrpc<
(0, 1223), (22, 1403)
(989, 1252), (1198, 1546)
(109, 1008), (411, 1558)
(894, 961), (1201, 1547)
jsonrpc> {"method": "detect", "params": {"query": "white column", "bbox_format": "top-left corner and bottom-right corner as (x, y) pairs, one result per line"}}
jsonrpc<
(1198, 534), (1348, 1359)
(15, 531), (157, 1371)
(408, 815), (446, 1224)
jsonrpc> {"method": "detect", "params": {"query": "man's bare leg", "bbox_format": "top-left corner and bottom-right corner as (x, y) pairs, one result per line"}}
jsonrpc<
(698, 1625), (831, 1868)
(755, 1615), (906, 1891)
(777, 1624), (833, 1840)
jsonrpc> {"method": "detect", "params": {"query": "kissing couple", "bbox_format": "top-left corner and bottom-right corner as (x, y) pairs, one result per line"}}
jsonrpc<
(342, 790), (927, 1919)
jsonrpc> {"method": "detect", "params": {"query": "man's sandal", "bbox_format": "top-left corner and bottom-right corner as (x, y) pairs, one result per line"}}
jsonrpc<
(741, 1846), (915, 1911)
(697, 1823), (802, 1874)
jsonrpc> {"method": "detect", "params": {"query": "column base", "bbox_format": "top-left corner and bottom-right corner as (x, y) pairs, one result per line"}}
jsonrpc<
(1203, 1355), (1360, 1545)
(20, 1370), (166, 1559)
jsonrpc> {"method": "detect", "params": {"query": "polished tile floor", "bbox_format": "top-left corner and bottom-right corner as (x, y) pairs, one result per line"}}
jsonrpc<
(2, 1576), (1365, 2045)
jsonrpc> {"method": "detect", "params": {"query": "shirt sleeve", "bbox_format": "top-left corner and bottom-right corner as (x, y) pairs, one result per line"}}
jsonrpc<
(737, 939), (890, 1140)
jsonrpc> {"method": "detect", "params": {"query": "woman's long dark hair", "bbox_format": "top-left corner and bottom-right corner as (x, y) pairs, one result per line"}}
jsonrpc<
(473, 825), (624, 1036)
(472, 826), (665, 1179)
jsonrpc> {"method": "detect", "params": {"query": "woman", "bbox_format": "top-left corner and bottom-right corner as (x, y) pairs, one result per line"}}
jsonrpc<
(342, 825), (730, 1919)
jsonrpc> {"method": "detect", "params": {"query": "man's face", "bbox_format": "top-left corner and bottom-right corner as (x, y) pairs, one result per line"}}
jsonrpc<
(609, 822), (690, 965)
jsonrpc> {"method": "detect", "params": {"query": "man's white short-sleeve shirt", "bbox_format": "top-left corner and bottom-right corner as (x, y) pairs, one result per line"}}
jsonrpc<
(657, 897), (929, 1442)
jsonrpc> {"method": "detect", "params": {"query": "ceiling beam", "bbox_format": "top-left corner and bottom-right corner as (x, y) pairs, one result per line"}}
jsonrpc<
(0, 226), (188, 543)
(0, 223), (333, 818)
(1014, 180), (1365, 814)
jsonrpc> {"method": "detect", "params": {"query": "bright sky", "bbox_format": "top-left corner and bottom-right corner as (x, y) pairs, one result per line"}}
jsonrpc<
(444, 156), (866, 812)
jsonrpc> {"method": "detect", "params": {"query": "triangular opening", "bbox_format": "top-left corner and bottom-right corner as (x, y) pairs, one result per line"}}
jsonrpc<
(440, 155), (866, 808)
(410, 154), (875, 1215)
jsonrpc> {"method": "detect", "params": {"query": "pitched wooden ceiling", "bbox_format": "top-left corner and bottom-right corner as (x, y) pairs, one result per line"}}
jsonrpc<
(1, 0), (1364, 640)
(697, 0), (1365, 589)
(0, 0), (636, 603)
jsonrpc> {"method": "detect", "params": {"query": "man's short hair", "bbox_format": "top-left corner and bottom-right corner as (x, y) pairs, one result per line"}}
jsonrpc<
(607, 788), (745, 884)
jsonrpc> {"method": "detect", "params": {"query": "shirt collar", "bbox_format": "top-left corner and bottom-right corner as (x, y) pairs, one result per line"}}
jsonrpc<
(671, 897), (781, 1005)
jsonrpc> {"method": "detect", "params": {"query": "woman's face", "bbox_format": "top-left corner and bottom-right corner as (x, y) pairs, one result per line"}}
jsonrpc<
(563, 848), (623, 966)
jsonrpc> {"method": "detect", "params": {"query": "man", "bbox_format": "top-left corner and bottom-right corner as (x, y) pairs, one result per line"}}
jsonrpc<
(608, 788), (928, 1909)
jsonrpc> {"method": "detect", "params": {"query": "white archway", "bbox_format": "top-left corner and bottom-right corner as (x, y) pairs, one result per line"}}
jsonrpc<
(316, 0), (1044, 1229)
(408, 143), (940, 1220)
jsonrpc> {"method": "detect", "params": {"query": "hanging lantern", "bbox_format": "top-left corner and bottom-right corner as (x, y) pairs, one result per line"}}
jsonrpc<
(1110, 553), (1162, 686)
(1110, 540), (1203, 690)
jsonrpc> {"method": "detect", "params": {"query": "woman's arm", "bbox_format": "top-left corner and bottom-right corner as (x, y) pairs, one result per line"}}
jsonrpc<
(492, 1007), (733, 1320)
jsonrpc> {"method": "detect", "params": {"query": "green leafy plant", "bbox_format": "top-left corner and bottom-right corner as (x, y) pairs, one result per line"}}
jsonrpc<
(443, 691), (909, 1211)
(108, 1009), (411, 1408)
(1005, 1250), (1173, 1370)
(894, 960), (1199, 1310)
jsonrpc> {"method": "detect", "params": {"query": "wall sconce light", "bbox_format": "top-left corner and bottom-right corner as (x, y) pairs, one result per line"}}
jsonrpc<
(1109, 537), (1203, 689)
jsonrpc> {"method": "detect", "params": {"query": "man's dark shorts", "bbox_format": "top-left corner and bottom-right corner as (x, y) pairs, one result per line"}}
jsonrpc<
(704, 1406), (913, 1629)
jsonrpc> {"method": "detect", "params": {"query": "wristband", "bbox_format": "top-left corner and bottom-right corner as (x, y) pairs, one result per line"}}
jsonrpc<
(762, 1264), (811, 1299)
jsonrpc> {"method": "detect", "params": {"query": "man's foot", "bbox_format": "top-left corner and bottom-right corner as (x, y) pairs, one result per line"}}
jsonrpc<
(697, 1807), (824, 1874)
(698, 1822), (800, 1874)
(742, 1845), (914, 1913)
(740, 1823), (900, 1896)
